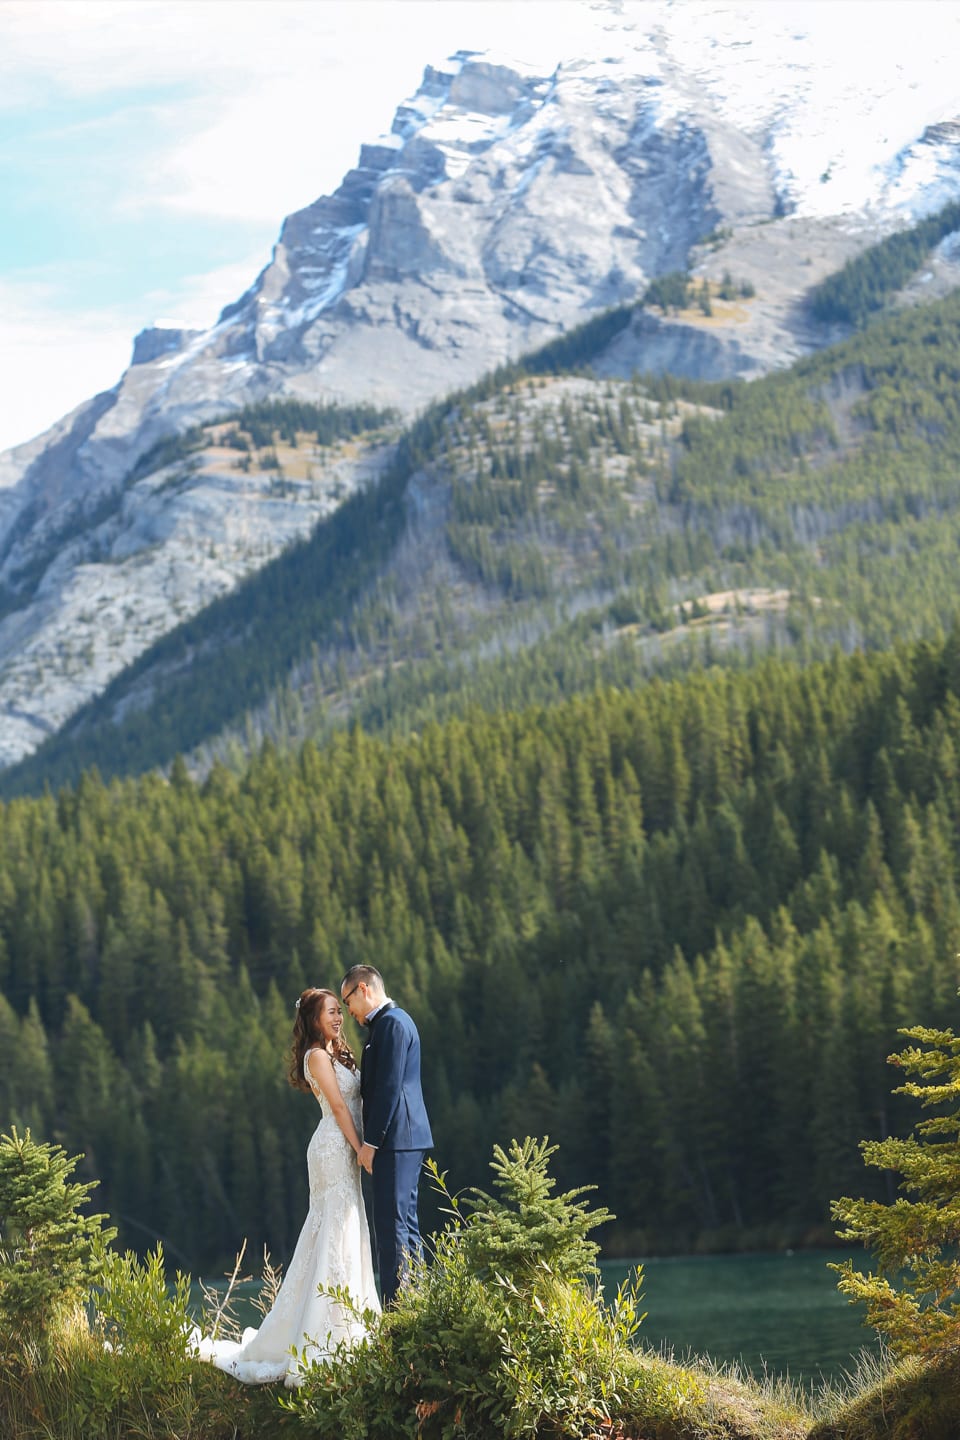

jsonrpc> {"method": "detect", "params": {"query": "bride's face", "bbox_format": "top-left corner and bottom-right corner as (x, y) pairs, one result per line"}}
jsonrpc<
(317, 995), (344, 1046)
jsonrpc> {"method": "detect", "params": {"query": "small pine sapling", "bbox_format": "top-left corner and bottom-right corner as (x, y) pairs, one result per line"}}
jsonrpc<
(830, 1021), (960, 1354)
(0, 1126), (114, 1347)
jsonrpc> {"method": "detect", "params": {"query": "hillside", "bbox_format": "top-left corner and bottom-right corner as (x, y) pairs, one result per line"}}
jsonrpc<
(8, 270), (960, 796)
(0, 400), (397, 769)
(4, 13), (960, 779)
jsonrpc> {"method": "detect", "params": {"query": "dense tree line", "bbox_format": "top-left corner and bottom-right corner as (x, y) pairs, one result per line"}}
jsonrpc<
(341, 290), (960, 748)
(506, 304), (635, 376)
(0, 413), (421, 798)
(809, 199), (960, 327)
(230, 398), (397, 450)
(642, 270), (694, 313)
(126, 426), (209, 484)
(3, 632), (960, 1264)
(1, 398), (396, 657)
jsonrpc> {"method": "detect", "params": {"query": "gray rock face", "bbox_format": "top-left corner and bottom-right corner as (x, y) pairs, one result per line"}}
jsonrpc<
(0, 432), (390, 768)
(2, 19), (960, 769)
(131, 326), (203, 367)
(364, 178), (463, 283)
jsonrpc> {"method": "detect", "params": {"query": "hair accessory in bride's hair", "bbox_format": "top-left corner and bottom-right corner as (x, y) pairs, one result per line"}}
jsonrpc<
(295, 997), (302, 1011)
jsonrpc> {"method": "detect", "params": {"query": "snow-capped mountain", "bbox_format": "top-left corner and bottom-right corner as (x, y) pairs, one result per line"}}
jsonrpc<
(2, 1), (960, 768)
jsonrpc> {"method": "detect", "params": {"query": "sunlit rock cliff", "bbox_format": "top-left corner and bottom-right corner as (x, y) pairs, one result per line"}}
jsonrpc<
(2, 3), (960, 767)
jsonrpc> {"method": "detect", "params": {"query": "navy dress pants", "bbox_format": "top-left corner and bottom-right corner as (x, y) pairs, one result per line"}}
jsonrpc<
(370, 1148), (426, 1305)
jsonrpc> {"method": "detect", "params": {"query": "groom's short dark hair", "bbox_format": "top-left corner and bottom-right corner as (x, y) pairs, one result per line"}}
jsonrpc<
(342, 964), (384, 990)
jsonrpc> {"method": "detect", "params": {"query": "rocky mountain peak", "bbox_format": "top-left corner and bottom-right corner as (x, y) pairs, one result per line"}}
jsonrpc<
(3, 9), (960, 771)
(446, 54), (542, 116)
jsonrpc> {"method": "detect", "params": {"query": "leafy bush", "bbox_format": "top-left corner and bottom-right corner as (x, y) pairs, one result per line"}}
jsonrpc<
(93, 1244), (195, 1371)
(0, 1134), (814, 1440)
(0, 1238), (284, 1440)
(48, 1246), (199, 1439)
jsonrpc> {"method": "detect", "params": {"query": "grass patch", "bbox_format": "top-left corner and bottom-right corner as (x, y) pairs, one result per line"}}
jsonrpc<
(810, 1344), (960, 1439)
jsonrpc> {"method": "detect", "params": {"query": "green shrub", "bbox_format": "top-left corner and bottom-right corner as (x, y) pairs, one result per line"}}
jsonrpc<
(284, 1138), (700, 1439)
(57, 1245), (210, 1440)
(0, 1134), (813, 1439)
(0, 1241), (282, 1440)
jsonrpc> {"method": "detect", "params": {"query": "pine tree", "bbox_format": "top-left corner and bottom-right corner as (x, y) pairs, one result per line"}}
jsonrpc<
(830, 1016), (960, 1354)
(0, 1127), (114, 1345)
(457, 1137), (612, 1283)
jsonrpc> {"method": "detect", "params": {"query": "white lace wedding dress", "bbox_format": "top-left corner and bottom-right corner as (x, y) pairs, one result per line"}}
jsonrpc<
(192, 1050), (380, 1387)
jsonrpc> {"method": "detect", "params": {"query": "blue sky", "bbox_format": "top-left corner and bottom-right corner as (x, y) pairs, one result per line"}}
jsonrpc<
(2, 0), (957, 455)
(0, 0), (599, 452)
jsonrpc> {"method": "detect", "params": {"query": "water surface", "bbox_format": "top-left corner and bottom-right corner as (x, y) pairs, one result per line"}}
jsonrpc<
(601, 1250), (878, 1385)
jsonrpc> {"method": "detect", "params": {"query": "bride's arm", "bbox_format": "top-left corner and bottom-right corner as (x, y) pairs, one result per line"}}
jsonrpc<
(306, 1050), (363, 1156)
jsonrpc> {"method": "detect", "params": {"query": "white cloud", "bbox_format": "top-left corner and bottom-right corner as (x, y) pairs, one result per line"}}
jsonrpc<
(0, 0), (610, 452)
(0, 1), (605, 221)
(119, 1), (598, 225)
(0, 249), (270, 451)
(0, 1), (318, 103)
(0, 280), (134, 451)
(4, 0), (958, 454)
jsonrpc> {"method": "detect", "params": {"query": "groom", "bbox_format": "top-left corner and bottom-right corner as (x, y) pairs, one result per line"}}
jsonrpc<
(340, 964), (433, 1304)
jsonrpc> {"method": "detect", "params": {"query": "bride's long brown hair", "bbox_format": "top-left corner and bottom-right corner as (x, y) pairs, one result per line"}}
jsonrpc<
(288, 987), (358, 1092)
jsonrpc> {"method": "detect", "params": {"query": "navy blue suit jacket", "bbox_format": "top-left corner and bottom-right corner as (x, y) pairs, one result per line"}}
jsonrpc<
(360, 1003), (433, 1152)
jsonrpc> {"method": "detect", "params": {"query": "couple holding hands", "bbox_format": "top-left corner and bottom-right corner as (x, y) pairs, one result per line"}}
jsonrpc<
(195, 964), (432, 1387)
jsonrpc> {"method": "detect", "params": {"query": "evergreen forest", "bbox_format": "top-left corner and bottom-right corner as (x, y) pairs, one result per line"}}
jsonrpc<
(5, 225), (960, 1276)
(3, 632), (960, 1266)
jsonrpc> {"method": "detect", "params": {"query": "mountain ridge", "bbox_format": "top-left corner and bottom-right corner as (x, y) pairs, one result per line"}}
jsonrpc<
(9, 273), (960, 797)
(3, 10), (960, 775)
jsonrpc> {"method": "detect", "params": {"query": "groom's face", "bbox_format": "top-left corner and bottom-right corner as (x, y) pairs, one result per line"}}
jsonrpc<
(341, 978), (371, 1022)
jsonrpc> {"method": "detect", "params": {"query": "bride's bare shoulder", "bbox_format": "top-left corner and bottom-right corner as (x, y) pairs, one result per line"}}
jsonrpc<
(305, 1046), (334, 1071)
(304, 1046), (335, 1093)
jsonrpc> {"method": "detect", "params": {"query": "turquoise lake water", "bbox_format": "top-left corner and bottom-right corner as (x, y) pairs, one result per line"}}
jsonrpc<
(600, 1250), (878, 1385)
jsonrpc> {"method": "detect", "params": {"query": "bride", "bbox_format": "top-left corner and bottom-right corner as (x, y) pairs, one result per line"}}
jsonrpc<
(193, 987), (381, 1386)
